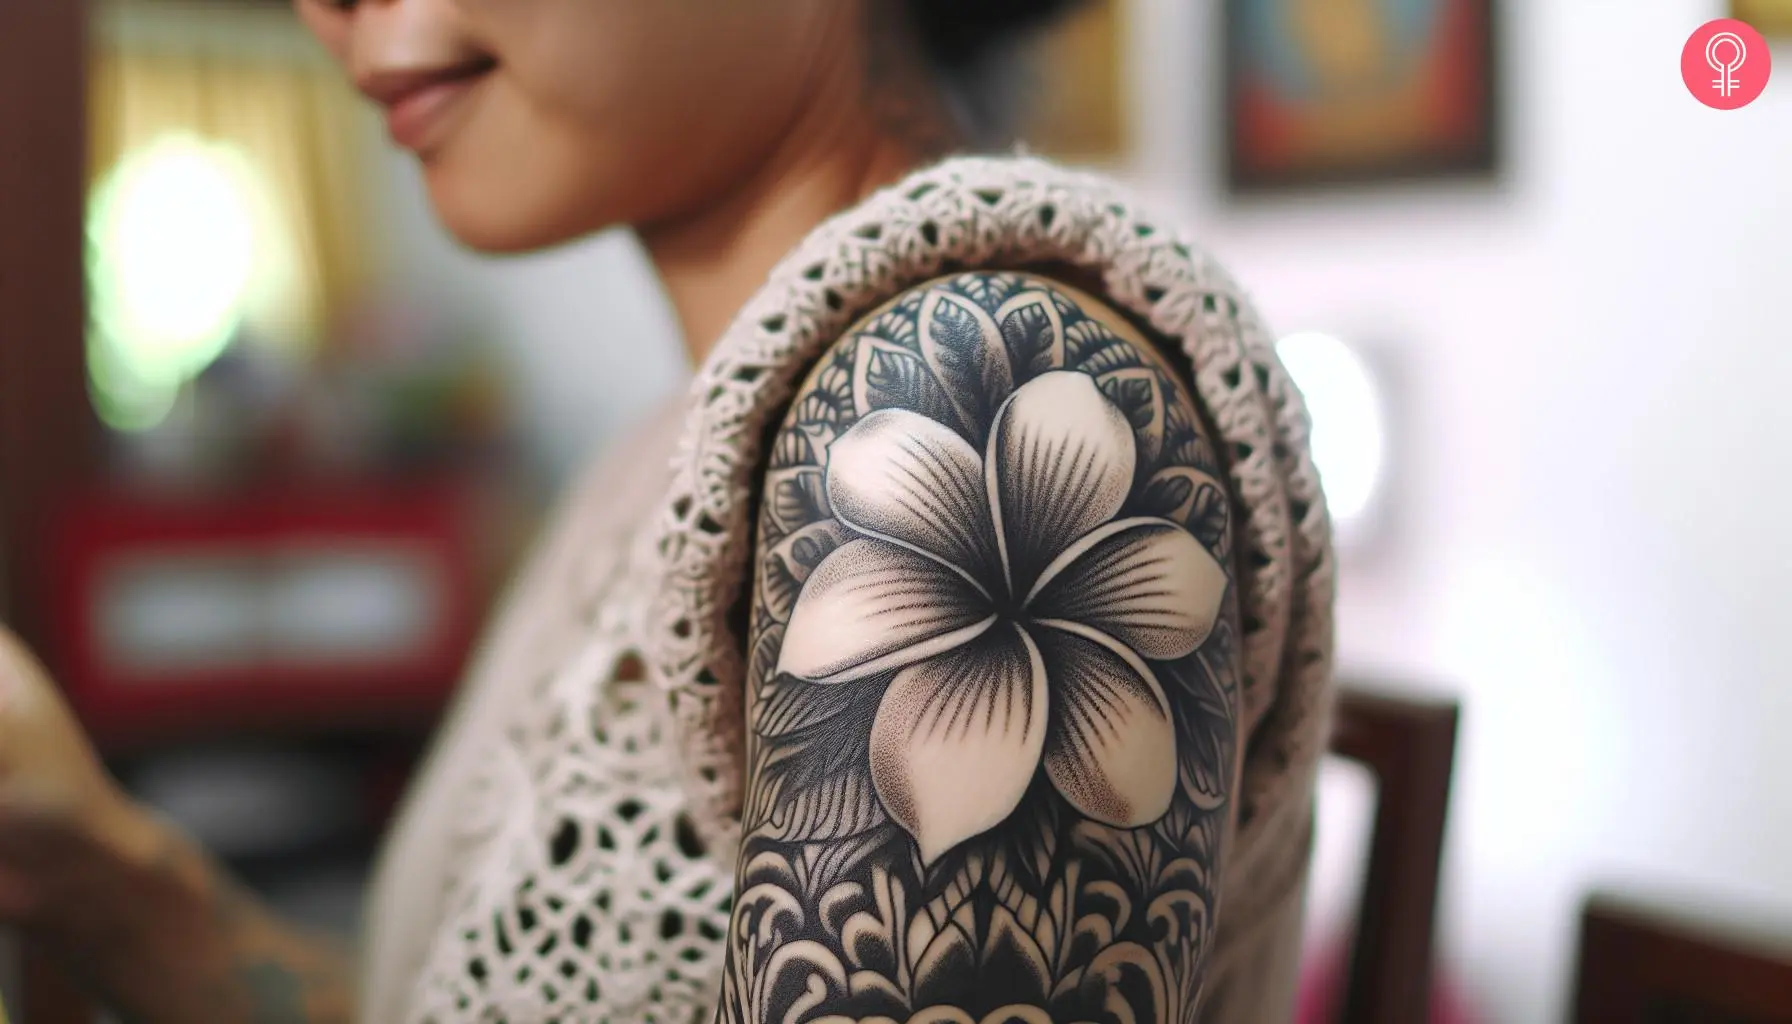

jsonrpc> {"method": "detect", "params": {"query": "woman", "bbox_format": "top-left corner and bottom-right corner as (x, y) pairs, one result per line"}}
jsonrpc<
(0, 1), (1335, 1021)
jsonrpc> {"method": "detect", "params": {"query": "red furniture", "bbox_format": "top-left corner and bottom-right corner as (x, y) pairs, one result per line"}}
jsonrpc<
(46, 481), (482, 750)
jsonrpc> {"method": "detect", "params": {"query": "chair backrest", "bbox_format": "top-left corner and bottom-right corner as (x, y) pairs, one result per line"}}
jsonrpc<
(1327, 686), (1461, 1024)
(1573, 892), (1792, 1022)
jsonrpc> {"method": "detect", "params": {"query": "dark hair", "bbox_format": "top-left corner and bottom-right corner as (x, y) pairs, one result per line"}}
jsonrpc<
(904, 0), (1092, 72)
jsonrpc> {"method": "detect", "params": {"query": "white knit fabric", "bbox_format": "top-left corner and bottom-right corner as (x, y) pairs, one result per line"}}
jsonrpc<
(368, 155), (1335, 1024)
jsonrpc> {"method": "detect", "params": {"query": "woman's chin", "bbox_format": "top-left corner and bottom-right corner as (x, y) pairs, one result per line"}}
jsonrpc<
(424, 169), (606, 255)
(433, 200), (585, 254)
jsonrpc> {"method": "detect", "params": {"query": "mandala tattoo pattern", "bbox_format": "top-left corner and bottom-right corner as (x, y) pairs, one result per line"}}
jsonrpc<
(720, 272), (1242, 1024)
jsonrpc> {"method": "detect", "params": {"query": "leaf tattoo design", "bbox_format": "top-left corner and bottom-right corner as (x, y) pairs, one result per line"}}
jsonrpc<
(722, 273), (1240, 1024)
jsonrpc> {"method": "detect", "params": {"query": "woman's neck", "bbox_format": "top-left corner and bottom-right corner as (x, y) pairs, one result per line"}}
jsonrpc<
(637, 5), (960, 366)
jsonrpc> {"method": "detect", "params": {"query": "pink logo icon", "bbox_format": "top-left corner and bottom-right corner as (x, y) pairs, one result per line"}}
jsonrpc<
(1683, 18), (1771, 109)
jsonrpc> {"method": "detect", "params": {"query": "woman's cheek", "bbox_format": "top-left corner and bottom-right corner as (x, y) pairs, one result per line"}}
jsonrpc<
(415, 93), (627, 251)
(292, 2), (354, 64)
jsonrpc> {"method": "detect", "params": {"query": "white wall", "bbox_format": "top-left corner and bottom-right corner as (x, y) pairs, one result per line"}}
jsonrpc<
(368, 149), (686, 480)
(376, 1), (1792, 1018)
(1128, 0), (1792, 1019)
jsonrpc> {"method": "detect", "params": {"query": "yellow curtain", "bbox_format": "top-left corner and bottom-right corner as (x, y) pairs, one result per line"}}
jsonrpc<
(88, 11), (375, 350)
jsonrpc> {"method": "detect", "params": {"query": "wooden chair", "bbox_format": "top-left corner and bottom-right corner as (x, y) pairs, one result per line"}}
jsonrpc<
(1326, 685), (1462, 1024)
(1573, 891), (1792, 1022)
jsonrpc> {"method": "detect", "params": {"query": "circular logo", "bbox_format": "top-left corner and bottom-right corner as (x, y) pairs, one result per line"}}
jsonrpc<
(1683, 18), (1771, 109)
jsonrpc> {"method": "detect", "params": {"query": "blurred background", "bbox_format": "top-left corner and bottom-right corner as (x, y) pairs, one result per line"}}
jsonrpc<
(1, 0), (1789, 1021)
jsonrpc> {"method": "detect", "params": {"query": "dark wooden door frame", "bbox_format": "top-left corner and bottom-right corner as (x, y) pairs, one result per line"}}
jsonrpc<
(0, 3), (99, 640)
(0, 2), (102, 1021)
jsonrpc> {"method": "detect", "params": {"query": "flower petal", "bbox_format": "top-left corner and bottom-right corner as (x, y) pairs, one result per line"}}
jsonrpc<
(780, 539), (995, 684)
(1028, 517), (1227, 661)
(912, 918), (978, 1009)
(748, 621), (785, 694)
(1136, 466), (1230, 557)
(825, 408), (1001, 585)
(981, 905), (1053, 1004)
(851, 336), (959, 427)
(747, 678), (882, 835)
(1159, 657), (1234, 812)
(753, 669), (857, 739)
(762, 466), (831, 540)
(760, 755), (888, 843)
(987, 372), (1137, 596)
(919, 288), (1014, 441)
(870, 623), (1048, 864)
(996, 290), (1066, 376)
(1033, 621), (1176, 828)
(1097, 368), (1170, 466)
(759, 519), (851, 624)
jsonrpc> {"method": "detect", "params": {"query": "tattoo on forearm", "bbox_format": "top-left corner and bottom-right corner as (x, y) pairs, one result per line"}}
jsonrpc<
(111, 827), (354, 1024)
(209, 873), (350, 1024)
(720, 272), (1242, 1022)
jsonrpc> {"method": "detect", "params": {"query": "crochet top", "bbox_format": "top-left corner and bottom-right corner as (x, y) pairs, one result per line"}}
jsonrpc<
(358, 154), (1336, 1024)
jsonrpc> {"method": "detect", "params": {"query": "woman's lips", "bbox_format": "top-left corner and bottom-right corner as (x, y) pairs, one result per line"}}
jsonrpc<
(364, 61), (495, 154)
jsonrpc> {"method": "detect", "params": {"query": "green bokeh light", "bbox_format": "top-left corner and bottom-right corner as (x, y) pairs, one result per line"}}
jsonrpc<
(87, 134), (265, 431)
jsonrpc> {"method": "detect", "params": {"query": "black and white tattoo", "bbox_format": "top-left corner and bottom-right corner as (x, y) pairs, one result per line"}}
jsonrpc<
(719, 272), (1242, 1023)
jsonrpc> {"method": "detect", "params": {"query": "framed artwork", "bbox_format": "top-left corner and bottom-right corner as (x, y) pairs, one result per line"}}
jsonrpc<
(1732, 0), (1792, 35)
(1224, 0), (1499, 193)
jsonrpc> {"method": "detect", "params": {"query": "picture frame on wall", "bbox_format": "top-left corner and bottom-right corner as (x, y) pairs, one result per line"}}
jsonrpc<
(1732, 0), (1792, 35)
(1223, 0), (1499, 193)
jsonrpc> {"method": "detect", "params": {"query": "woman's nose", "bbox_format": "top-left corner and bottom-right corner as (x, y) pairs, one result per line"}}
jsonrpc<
(347, 0), (480, 91)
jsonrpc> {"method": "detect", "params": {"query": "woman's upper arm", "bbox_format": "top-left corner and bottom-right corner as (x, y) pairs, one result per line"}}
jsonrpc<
(721, 271), (1242, 1023)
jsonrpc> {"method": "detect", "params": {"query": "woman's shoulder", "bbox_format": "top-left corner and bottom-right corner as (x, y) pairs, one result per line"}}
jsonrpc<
(682, 152), (1248, 485)
(648, 153), (1336, 848)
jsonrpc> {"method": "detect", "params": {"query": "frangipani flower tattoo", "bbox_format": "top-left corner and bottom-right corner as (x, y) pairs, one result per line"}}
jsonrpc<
(724, 272), (1241, 1024)
(778, 369), (1226, 862)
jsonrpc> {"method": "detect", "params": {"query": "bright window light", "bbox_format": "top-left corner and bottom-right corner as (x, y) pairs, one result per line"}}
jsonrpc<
(1276, 331), (1387, 529)
(87, 134), (266, 430)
